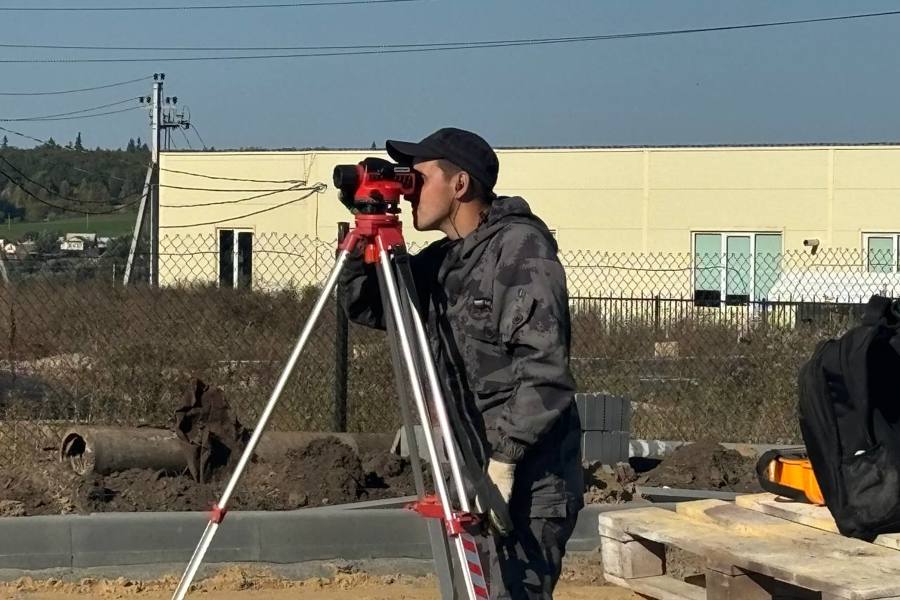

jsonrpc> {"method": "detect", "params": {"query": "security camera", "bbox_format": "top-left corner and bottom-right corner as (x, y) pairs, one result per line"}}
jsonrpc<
(803, 238), (820, 247)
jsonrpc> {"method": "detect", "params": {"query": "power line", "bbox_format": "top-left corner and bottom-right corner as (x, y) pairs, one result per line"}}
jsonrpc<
(157, 183), (309, 192)
(0, 164), (139, 215)
(1, 9), (898, 63)
(0, 124), (46, 146)
(1, 105), (145, 122)
(0, 126), (147, 185)
(159, 166), (304, 184)
(0, 97), (139, 122)
(0, 0), (421, 11)
(178, 128), (194, 150)
(1, 145), (314, 211)
(0, 154), (145, 205)
(159, 182), (325, 208)
(0, 75), (151, 97)
(160, 187), (322, 228)
(190, 124), (208, 150)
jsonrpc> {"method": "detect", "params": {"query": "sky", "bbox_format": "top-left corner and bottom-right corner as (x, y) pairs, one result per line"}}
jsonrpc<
(1, 0), (900, 151)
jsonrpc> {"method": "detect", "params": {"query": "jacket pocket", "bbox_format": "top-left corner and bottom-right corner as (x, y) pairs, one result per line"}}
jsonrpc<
(462, 284), (500, 344)
(499, 288), (536, 345)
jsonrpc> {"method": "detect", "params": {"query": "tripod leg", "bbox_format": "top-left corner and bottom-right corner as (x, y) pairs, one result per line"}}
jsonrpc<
(374, 258), (457, 598)
(375, 259), (457, 599)
(171, 250), (352, 600)
(375, 239), (487, 600)
(392, 256), (478, 512)
(391, 252), (492, 599)
(376, 268), (428, 497)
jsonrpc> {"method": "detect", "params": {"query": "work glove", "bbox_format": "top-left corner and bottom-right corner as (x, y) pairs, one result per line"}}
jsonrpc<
(476, 458), (515, 537)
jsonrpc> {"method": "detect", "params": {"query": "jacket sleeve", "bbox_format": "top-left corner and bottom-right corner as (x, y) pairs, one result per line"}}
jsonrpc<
(491, 233), (576, 464)
(340, 241), (441, 331)
(339, 247), (386, 330)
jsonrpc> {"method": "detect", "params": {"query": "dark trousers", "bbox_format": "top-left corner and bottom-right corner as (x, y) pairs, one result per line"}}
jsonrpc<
(476, 509), (579, 600)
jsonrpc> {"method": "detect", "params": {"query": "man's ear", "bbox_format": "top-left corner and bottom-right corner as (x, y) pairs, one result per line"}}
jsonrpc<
(455, 171), (470, 201)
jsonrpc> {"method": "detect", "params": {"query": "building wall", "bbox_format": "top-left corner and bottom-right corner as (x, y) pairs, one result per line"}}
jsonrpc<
(158, 145), (900, 293)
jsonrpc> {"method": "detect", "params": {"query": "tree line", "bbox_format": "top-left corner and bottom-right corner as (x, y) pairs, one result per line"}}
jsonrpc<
(0, 135), (148, 225)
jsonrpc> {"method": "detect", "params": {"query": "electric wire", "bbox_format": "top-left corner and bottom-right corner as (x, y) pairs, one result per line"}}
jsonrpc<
(0, 125), (144, 186)
(0, 0), (422, 11)
(0, 75), (151, 96)
(0, 154), (145, 205)
(178, 128), (194, 150)
(0, 105), (144, 121)
(0, 9), (898, 63)
(159, 182), (324, 208)
(190, 124), (208, 150)
(160, 186), (324, 228)
(159, 166), (305, 184)
(0, 164), (140, 215)
(156, 183), (308, 192)
(0, 97), (139, 122)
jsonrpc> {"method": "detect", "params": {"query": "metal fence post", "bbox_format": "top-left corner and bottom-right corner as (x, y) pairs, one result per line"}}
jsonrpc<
(653, 294), (661, 333)
(334, 222), (350, 432)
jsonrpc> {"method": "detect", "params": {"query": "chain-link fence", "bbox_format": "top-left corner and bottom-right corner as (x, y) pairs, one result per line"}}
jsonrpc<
(0, 235), (892, 463)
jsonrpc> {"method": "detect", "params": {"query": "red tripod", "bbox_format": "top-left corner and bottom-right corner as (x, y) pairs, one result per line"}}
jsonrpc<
(173, 208), (493, 600)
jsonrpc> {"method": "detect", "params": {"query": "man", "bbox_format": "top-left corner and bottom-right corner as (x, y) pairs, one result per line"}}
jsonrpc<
(341, 127), (583, 599)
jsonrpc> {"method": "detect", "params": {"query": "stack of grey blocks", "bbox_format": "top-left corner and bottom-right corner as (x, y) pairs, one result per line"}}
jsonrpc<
(575, 392), (631, 464)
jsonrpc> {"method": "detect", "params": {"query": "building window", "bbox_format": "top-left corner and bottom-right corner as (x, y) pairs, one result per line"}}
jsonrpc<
(219, 229), (253, 289)
(693, 232), (783, 306)
(864, 234), (900, 273)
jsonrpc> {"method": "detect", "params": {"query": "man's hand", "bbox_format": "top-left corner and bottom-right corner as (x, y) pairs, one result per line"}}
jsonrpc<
(484, 458), (516, 536)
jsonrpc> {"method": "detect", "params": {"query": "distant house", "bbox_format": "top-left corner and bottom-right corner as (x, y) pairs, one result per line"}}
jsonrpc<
(60, 233), (100, 254)
(60, 238), (85, 252)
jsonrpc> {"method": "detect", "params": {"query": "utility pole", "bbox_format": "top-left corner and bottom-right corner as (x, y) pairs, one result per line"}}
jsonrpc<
(123, 73), (164, 286)
(149, 74), (162, 287)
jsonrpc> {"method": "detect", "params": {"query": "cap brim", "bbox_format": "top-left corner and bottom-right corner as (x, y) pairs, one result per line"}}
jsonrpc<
(385, 139), (442, 165)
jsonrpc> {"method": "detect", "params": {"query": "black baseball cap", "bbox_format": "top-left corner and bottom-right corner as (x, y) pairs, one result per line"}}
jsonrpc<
(385, 127), (499, 192)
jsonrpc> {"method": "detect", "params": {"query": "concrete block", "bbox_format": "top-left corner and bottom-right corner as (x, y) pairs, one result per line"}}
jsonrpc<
(392, 425), (449, 464)
(0, 515), (73, 569)
(575, 393), (631, 432)
(582, 430), (630, 464)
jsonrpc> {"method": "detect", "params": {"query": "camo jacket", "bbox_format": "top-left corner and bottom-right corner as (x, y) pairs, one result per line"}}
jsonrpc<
(341, 196), (583, 517)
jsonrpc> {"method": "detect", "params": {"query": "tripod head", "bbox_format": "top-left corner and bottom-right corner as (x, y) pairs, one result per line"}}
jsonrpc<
(333, 157), (419, 215)
(334, 158), (414, 262)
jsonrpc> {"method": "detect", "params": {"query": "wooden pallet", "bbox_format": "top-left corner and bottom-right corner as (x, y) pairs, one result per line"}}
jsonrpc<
(599, 494), (900, 600)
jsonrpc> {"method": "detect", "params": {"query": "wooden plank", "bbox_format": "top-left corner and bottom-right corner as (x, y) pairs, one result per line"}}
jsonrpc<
(736, 493), (900, 551)
(604, 574), (705, 600)
(705, 568), (774, 600)
(735, 493), (838, 531)
(600, 535), (665, 579)
(598, 504), (900, 600)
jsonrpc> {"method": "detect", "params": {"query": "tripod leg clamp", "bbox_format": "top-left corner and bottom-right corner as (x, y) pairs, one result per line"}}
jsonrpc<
(210, 503), (228, 524)
(407, 495), (481, 536)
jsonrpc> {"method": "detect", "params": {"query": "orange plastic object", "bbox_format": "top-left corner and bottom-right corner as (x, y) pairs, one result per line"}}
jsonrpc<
(767, 457), (825, 505)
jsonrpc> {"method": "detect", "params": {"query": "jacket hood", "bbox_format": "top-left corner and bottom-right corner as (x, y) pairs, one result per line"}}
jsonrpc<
(461, 196), (557, 258)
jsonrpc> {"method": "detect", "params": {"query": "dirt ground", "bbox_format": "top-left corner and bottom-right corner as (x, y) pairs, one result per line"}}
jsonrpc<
(1, 438), (420, 516)
(0, 563), (640, 599)
(636, 438), (763, 493)
(0, 436), (761, 517)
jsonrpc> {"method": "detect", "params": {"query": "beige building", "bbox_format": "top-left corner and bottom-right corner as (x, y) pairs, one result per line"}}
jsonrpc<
(158, 145), (900, 301)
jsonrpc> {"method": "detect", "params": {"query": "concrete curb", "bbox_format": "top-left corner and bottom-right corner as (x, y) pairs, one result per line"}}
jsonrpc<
(0, 501), (677, 574)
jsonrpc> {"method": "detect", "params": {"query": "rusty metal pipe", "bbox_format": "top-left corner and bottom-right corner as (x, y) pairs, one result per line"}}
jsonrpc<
(60, 426), (394, 476)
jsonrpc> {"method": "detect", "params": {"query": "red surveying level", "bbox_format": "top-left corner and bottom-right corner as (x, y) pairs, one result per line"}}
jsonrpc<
(172, 158), (492, 600)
